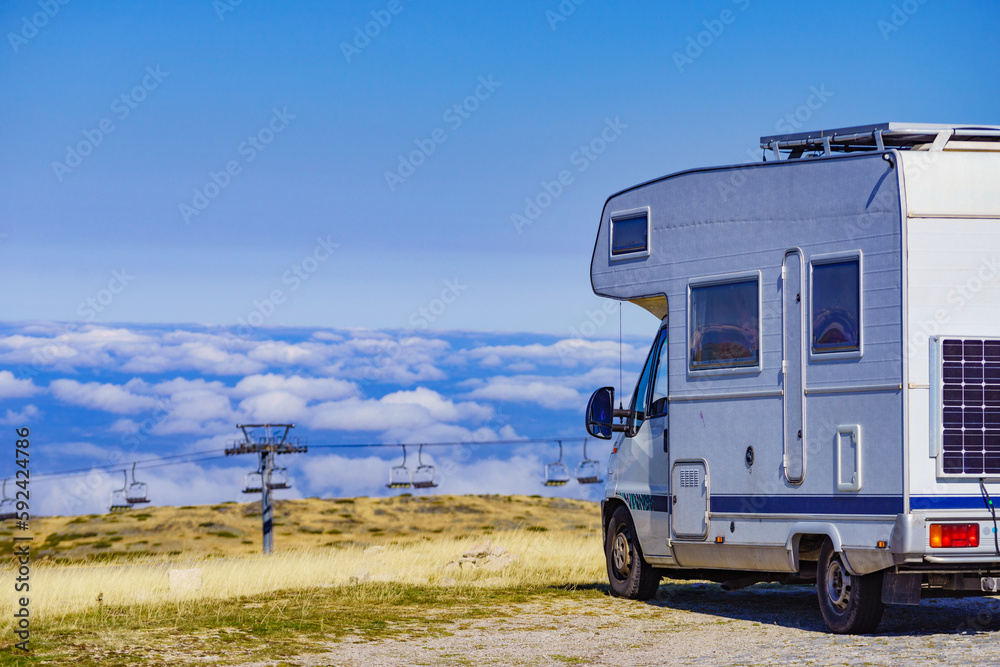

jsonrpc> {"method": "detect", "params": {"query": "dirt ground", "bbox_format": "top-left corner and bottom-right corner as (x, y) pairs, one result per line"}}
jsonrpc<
(290, 583), (1000, 667)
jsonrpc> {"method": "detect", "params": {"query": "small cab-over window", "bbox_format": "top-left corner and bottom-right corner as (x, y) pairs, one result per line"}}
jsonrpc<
(689, 275), (760, 371)
(811, 254), (862, 357)
(610, 207), (650, 260)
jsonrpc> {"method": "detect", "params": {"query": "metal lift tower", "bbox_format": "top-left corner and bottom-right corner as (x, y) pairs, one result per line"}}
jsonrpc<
(224, 423), (307, 555)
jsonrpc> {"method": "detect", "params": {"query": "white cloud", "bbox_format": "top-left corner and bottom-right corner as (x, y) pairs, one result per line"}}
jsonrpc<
(237, 392), (310, 424)
(232, 374), (356, 401)
(0, 404), (40, 425)
(465, 338), (647, 369)
(0, 371), (41, 399)
(50, 379), (159, 414)
(246, 340), (329, 367)
(308, 388), (492, 434)
(465, 377), (582, 410)
(381, 387), (492, 422)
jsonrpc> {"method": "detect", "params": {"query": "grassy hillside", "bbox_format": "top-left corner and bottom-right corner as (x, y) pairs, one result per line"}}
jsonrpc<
(2, 494), (600, 562)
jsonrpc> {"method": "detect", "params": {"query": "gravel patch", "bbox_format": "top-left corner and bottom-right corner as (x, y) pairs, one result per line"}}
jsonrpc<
(296, 583), (1000, 666)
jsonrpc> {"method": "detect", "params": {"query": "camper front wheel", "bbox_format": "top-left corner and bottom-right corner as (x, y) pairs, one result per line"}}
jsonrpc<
(816, 540), (884, 634)
(605, 505), (660, 599)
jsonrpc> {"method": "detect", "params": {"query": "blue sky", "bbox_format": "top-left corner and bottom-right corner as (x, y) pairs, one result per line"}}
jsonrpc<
(1, 0), (998, 513)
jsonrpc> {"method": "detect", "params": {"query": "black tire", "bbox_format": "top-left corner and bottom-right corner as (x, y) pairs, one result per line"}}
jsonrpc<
(606, 505), (660, 599)
(816, 539), (885, 634)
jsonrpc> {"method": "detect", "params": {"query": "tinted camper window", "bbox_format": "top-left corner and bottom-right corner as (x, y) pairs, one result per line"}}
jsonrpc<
(812, 258), (861, 354)
(689, 278), (759, 370)
(610, 211), (649, 258)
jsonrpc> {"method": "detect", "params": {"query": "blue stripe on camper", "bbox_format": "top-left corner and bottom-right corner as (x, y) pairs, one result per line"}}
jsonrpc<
(910, 496), (991, 510)
(710, 495), (903, 515)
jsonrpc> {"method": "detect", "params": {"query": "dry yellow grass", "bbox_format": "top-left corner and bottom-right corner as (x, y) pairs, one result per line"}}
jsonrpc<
(0, 495), (606, 630)
(1, 494), (598, 560)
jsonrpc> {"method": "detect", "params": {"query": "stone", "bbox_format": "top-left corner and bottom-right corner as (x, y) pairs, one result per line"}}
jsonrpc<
(440, 577), (457, 587)
(349, 569), (370, 584)
(490, 545), (506, 557)
(443, 561), (460, 573)
(482, 553), (518, 572)
(462, 540), (491, 559)
(168, 568), (203, 594)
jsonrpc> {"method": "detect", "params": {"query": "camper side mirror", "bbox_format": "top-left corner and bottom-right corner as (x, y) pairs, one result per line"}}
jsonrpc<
(586, 387), (615, 439)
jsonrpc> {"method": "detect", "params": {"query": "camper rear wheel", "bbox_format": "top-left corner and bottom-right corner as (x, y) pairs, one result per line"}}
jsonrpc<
(606, 505), (660, 599)
(816, 540), (884, 634)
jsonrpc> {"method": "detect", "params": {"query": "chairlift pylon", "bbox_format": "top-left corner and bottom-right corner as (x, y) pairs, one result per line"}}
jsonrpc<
(386, 445), (412, 489)
(125, 462), (150, 504)
(575, 438), (603, 485)
(109, 470), (131, 511)
(543, 440), (571, 487)
(411, 444), (438, 489)
(0, 479), (18, 521)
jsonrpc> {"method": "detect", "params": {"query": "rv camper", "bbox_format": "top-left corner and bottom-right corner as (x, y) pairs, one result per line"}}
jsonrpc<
(584, 123), (1000, 633)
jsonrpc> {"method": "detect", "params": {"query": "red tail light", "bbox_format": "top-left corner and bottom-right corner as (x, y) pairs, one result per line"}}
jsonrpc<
(929, 523), (980, 548)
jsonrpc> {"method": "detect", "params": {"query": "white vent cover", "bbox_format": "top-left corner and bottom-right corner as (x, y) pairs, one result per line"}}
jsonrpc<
(679, 468), (700, 488)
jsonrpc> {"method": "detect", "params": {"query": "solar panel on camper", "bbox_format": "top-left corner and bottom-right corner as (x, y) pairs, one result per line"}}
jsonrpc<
(941, 338), (1000, 475)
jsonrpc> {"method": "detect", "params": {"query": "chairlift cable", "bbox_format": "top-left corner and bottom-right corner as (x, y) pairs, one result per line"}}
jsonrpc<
(16, 436), (595, 484)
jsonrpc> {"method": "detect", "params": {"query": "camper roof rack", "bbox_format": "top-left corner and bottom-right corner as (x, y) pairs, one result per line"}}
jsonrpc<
(760, 122), (1000, 161)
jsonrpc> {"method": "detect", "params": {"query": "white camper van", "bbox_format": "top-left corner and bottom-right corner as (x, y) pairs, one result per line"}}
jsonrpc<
(584, 123), (1000, 634)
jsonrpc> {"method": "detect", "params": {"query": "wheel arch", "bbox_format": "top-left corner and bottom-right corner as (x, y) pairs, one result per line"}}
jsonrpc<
(786, 522), (844, 572)
(602, 497), (627, 549)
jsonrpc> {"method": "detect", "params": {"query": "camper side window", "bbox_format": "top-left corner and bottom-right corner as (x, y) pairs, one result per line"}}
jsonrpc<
(649, 328), (669, 418)
(628, 328), (667, 432)
(811, 256), (861, 356)
(688, 277), (760, 371)
(609, 207), (650, 260)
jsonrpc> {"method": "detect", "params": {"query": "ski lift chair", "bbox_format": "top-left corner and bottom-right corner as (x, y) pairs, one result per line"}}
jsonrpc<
(243, 469), (263, 494)
(267, 466), (290, 490)
(125, 462), (150, 504)
(411, 444), (438, 489)
(109, 471), (132, 511)
(575, 439), (603, 485)
(386, 445), (412, 489)
(0, 480), (18, 521)
(543, 441), (571, 487)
